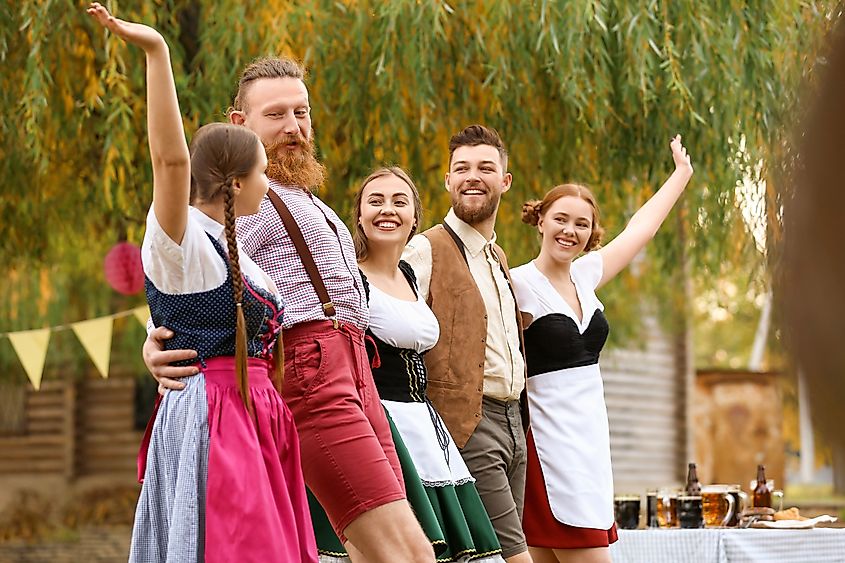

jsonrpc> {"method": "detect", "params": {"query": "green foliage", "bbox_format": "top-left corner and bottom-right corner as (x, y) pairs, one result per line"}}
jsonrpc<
(0, 1), (838, 363)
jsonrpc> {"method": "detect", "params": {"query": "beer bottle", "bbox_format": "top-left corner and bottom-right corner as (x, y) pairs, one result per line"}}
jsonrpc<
(753, 464), (772, 508)
(685, 462), (701, 495)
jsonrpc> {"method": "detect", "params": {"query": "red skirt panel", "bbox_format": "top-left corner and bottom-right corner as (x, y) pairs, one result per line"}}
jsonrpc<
(523, 429), (618, 549)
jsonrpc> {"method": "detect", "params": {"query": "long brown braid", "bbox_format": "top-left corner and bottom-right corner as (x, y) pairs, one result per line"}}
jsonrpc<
(190, 122), (286, 410)
(221, 180), (252, 414)
(272, 332), (284, 394)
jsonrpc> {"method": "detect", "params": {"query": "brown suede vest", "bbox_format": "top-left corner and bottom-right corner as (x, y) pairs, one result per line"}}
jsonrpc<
(422, 224), (524, 447)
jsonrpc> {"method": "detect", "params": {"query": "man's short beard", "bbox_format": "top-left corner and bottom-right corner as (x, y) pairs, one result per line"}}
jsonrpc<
(265, 133), (326, 190)
(451, 190), (501, 225)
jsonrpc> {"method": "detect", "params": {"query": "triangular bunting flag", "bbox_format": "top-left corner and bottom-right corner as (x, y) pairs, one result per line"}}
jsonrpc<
(71, 317), (113, 378)
(8, 328), (51, 390)
(133, 305), (150, 328)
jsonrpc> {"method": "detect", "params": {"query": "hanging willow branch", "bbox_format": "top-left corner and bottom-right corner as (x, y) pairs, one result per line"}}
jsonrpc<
(0, 0), (838, 331)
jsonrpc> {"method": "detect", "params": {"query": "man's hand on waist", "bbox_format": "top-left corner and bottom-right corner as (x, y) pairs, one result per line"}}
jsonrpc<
(143, 325), (198, 394)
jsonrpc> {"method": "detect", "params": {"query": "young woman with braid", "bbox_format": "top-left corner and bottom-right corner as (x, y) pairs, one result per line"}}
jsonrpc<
(86, 4), (317, 562)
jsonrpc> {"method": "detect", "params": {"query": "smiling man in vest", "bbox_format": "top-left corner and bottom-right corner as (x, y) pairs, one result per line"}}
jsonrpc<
(403, 125), (530, 563)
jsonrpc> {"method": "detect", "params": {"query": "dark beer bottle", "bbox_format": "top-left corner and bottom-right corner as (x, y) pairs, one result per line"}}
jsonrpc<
(685, 462), (701, 495)
(753, 464), (772, 508)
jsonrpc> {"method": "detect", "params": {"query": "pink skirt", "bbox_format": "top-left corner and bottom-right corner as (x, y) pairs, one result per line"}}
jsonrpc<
(137, 356), (317, 563)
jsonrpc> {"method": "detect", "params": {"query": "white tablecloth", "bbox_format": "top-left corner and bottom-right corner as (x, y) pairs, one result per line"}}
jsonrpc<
(610, 528), (845, 563)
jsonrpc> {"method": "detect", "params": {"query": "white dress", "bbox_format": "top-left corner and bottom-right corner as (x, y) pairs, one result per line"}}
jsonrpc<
(511, 253), (615, 530)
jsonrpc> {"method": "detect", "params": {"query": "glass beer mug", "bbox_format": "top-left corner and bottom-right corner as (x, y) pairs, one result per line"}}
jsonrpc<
(656, 488), (679, 528)
(645, 489), (660, 528)
(614, 495), (641, 530)
(726, 484), (747, 526)
(701, 485), (737, 527)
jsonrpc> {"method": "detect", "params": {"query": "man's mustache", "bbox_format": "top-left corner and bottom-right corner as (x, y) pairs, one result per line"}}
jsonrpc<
(265, 133), (309, 153)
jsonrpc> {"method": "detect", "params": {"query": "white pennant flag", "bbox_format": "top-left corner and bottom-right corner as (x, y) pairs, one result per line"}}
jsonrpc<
(71, 317), (114, 378)
(8, 328), (51, 390)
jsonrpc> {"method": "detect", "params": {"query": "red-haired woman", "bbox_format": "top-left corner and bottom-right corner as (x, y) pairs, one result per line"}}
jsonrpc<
(86, 4), (316, 562)
(511, 137), (693, 563)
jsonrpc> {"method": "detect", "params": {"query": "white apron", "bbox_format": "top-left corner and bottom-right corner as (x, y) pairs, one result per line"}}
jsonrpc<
(527, 363), (615, 529)
(382, 400), (474, 486)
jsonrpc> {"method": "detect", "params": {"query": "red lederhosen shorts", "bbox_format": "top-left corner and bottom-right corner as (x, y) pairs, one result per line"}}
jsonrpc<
(282, 320), (405, 542)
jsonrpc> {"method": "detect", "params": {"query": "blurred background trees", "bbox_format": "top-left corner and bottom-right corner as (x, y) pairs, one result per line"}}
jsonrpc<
(0, 0), (838, 380)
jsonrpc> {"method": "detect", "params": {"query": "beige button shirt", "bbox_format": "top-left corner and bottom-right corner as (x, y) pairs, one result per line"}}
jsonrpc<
(403, 209), (525, 401)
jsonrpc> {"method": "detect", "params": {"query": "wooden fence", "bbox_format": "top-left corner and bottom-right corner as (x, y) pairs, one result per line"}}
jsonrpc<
(0, 376), (142, 480)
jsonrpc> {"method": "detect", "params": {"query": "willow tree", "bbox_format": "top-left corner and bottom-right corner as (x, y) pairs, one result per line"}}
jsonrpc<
(0, 1), (838, 366)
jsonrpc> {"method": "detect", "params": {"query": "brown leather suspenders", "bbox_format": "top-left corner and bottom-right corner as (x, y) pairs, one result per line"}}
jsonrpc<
(266, 189), (338, 322)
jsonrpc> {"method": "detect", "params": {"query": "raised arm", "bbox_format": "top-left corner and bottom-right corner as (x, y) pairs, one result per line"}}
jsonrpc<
(88, 3), (190, 244)
(596, 135), (693, 288)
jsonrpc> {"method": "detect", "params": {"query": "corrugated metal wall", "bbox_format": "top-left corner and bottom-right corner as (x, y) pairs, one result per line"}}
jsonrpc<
(603, 314), (687, 492)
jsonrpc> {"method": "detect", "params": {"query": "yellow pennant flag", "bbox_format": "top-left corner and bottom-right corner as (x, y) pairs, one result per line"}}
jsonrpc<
(8, 328), (51, 390)
(71, 317), (113, 379)
(133, 305), (150, 328)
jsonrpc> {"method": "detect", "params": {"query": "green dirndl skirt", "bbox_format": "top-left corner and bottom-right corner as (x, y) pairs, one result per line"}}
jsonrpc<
(309, 407), (501, 562)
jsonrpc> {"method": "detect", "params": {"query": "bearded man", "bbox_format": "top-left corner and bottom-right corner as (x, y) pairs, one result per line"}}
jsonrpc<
(403, 125), (531, 563)
(143, 57), (434, 563)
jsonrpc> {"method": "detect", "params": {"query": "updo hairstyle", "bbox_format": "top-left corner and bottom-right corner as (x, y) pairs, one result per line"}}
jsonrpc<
(521, 183), (605, 251)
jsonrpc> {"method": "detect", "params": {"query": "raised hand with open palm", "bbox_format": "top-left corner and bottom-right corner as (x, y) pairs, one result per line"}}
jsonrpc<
(86, 1), (190, 244)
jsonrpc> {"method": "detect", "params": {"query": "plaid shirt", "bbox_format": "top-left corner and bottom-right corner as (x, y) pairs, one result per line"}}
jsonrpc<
(237, 181), (368, 330)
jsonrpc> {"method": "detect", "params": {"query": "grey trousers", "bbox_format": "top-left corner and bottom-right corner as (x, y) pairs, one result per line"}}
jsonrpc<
(459, 396), (528, 559)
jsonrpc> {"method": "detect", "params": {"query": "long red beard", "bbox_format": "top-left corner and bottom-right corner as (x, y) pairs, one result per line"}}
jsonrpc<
(265, 134), (326, 190)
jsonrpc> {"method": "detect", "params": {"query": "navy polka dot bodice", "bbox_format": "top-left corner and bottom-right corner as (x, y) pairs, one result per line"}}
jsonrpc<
(145, 234), (284, 367)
